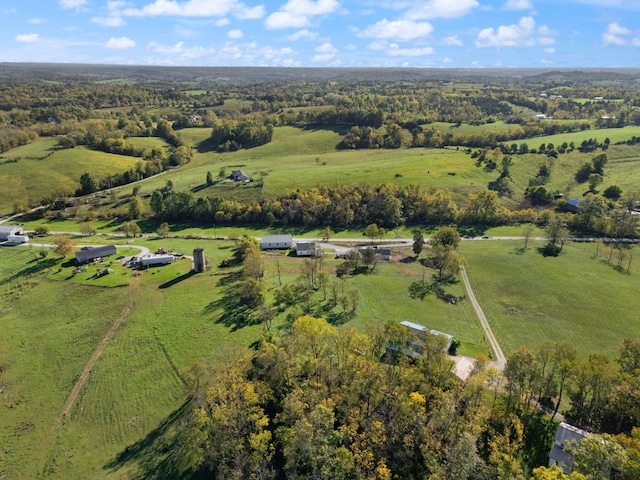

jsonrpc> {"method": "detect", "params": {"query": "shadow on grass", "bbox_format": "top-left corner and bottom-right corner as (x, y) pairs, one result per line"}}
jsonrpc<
(159, 270), (196, 289)
(103, 398), (198, 480)
(456, 225), (489, 237)
(201, 270), (259, 331)
(0, 257), (59, 287)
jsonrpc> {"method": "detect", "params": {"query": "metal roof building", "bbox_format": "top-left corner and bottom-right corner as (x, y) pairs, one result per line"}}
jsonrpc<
(74, 245), (117, 264)
(0, 225), (23, 241)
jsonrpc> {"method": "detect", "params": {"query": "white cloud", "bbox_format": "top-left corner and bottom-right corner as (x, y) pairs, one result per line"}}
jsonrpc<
(386, 45), (435, 56)
(287, 29), (318, 41)
(312, 41), (337, 62)
(16, 34), (40, 43)
(406, 0), (478, 20)
(368, 40), (434, 57)
(603, 22), (632, 46)
(228, 29), (243, 38)
(236, 5), (265, 19)
(214, 18), (230, 26)
(29, 18), (47, 24)
(92, 16), (126, 26)
(59, 0), (87, 8)
(475, 16), (556, 47)
(121, 0), (264, 19)
(441, 34), (463, 46)
(442, 57), (453, 63)
(544, 47), (555, 54)
(92, 2), (128, 27)
(106, 36), (136, 49)
(503, 0), (533, 10)
(358, 19), (433, 41)
(265, 0), (339, 29)
(147, 40), (215, 60)
(148, 40), (187, 54)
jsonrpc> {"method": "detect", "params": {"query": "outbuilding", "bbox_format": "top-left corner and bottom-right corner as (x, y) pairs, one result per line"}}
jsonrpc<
(75, 245), (118, 264)
(359, 246), (391, 260)
(566, 197), (581, 213)
(140, 254), (174, 267)
(548, 422), (588, 474)
(230, 170), (251, 182)
(399, 320), (454, 352)
(0, 225), (23, 241)
(261, 234), (292, 250)
(295, 242), (321, 257)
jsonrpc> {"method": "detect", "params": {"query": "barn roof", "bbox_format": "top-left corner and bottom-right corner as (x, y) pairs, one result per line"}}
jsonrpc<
(74, 245), (117, 264)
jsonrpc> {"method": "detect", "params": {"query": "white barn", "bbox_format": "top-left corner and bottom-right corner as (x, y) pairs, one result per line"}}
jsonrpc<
(261, 234), (292, 250)
(0, 225), (23, 241)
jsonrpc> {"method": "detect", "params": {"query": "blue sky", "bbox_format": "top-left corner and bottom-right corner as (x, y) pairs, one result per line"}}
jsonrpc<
(1, 0), (640, 68)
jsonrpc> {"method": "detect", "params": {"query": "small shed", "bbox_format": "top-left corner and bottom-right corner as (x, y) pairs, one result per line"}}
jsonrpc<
(230, 170), (251, 182)
(548, 423), (588, 474)
(261, 234), (292, 250)
(0, 225), (23, 241)
(400, 321), (454, 352)
(566, 197), (581, 213)
(295, 242), (321, 257)
(75, 245), (117, 264)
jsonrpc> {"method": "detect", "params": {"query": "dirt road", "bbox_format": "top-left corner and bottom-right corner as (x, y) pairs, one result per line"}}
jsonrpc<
(460, 266), (506, 369)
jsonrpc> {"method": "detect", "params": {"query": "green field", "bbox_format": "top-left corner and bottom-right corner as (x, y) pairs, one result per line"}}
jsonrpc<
(0, 140), (142, 215)
(460, 239), (640, 357)
(107, 126), (497, 204)
(0, 237), (484, 478)
(2, 225), (640, 477)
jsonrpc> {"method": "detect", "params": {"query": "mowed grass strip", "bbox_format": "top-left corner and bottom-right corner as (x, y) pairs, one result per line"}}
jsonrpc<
(459, 239), (640, 358)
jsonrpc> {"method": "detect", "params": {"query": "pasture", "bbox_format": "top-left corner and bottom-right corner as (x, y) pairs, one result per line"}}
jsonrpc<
(0, 235), (486, 478)
(109, 126), (497, 204)
(460, 239), (640, 358)
(0, 140), (141, 215)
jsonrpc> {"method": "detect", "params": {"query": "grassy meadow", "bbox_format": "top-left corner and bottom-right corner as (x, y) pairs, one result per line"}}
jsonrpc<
(0, 236), (483, 478)
(1, 221), (639, 477)
(459, 239), (640, 357)
(0, 140), (142, 215)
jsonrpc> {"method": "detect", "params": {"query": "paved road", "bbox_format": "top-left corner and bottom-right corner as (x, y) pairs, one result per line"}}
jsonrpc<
(460, 265), (506, 370)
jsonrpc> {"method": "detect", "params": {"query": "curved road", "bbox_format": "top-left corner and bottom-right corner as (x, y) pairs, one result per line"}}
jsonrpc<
(460, 266), (505, 369)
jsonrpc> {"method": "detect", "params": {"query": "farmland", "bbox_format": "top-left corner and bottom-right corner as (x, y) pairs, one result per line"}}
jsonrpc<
(2, 66), (640, 478)
(459, 239), (640, 357)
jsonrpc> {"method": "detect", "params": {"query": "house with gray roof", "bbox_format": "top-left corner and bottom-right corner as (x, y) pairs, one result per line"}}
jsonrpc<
(230, 170), (251, 182)
(548, 422), (588, 474)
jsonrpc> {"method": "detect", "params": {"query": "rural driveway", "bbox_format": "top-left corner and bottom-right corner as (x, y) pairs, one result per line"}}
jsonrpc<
(460, 266), (506, 370)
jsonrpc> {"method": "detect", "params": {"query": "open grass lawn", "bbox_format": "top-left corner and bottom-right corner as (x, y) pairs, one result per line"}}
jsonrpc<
(0, 237), (490, 478)
(460, 239), (640, 359)
(108, 126), (496, 204)
(0, 141), (141, 215)
(124, 136), (170, 151)
(517, 125), (640, 149)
